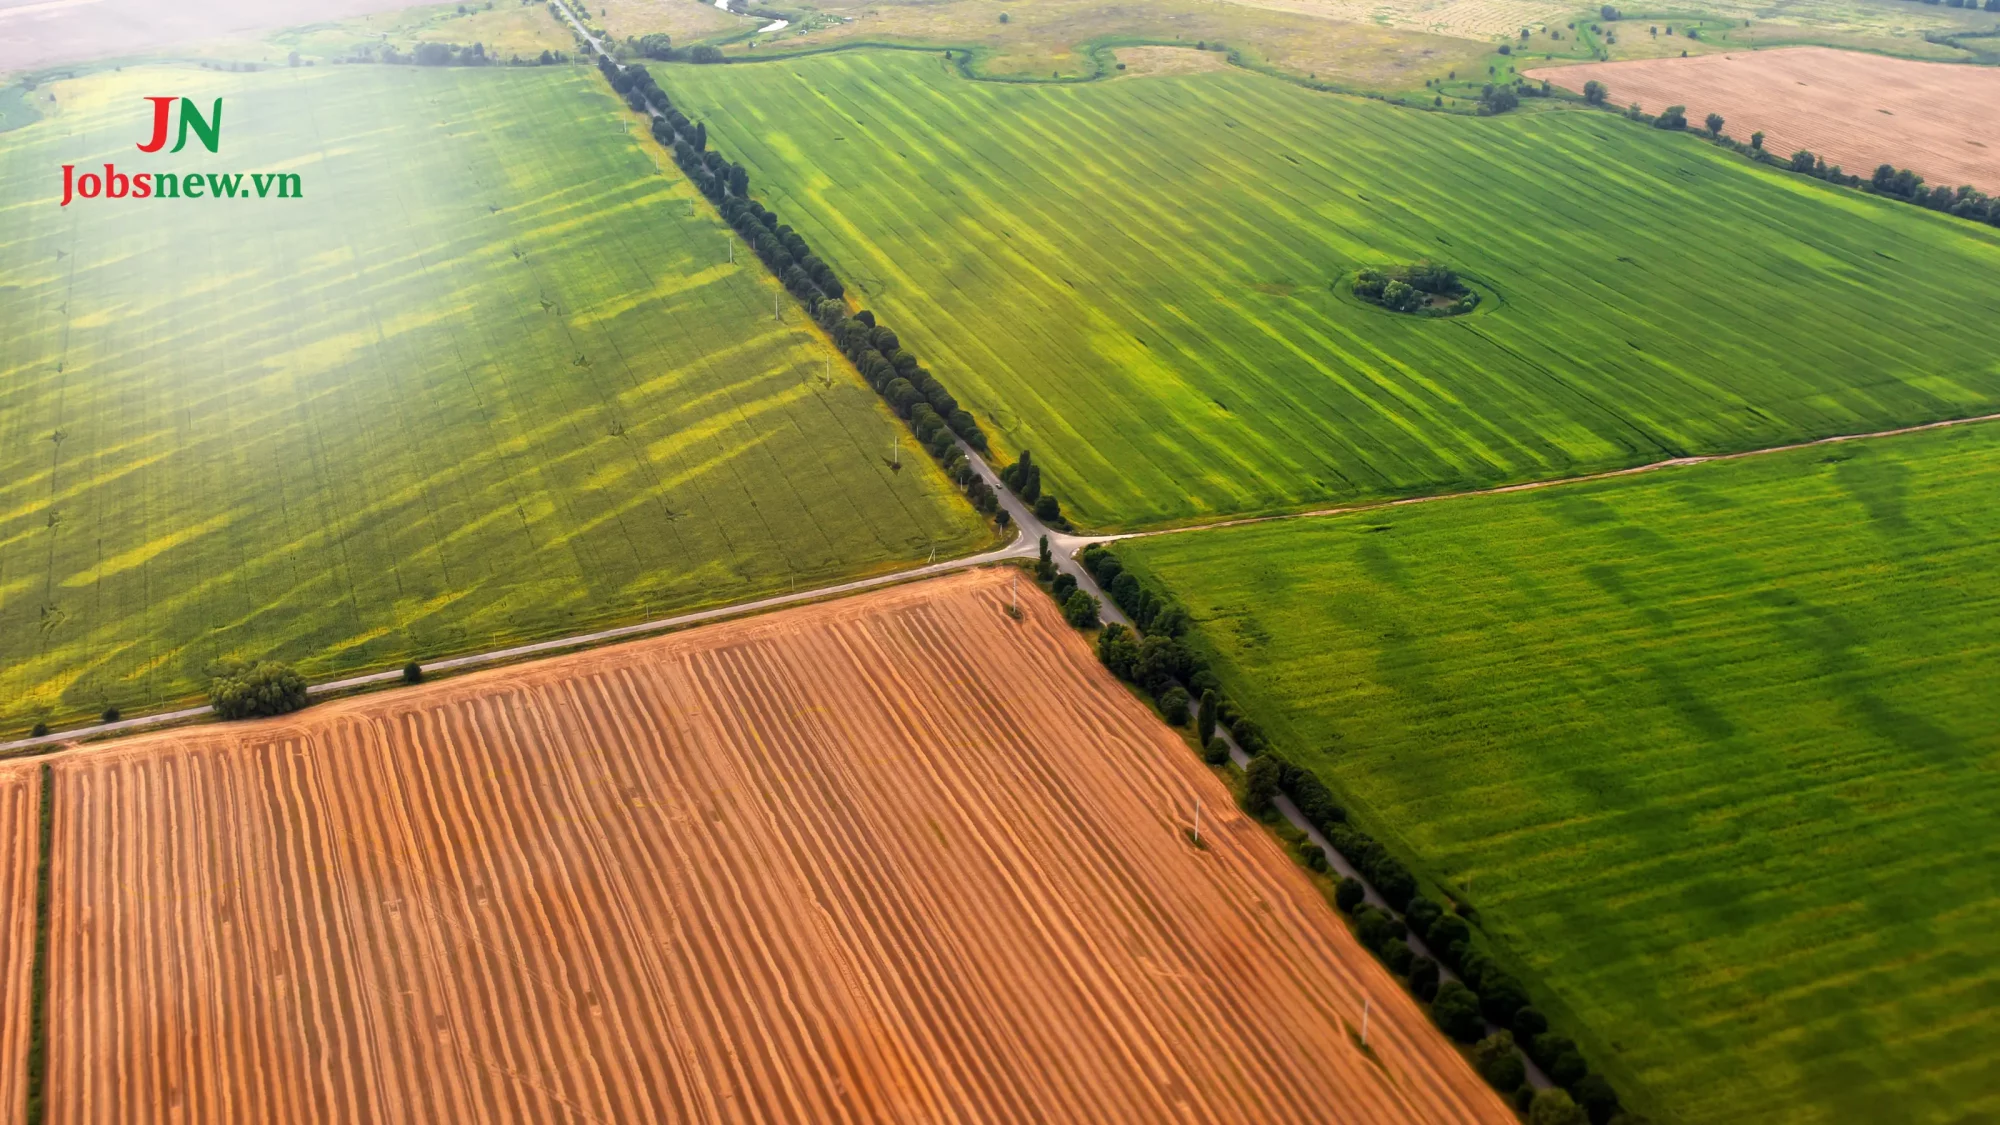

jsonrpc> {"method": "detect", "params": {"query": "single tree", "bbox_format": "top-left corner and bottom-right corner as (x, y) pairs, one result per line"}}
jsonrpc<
(1704, 111), (1724, 136)
(1062, 590), (1099, 629)
(403, 661), (425, 684)
(1472, 1032), (1526, 1093)
(1242, 755), (1280, 815)
(1750, 130), (1764, 149)
(1582, 79), (1607, 105)
(1196, 689), (1217, 744)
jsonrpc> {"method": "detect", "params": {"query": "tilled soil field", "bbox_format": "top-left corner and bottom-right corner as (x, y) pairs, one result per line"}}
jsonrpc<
(1531, 47), (2000, 191)
(0, 763), (36, 1119)
(36, 569), (1508, 1124)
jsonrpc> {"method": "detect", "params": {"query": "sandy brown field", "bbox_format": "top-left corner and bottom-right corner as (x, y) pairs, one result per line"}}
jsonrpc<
(38, 569), (1508, 1124)
(0, 763), (35, 1120)
(1531, 47), (2000, 191)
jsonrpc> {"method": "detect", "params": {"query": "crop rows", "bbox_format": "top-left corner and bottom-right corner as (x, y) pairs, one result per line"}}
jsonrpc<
(0, 63), (984, 729)
(37, 571), (1509, 1124)
(0, 763), (36, 1119)
(1117, 423), (2000, 1125)
(667, 50), (2000, 529)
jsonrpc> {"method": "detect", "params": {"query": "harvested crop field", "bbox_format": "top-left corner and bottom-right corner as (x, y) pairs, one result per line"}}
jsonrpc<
(1531, 48), (2000, 191)
(0, 763), (36, 1120)
(36, 569), (1508, 1124)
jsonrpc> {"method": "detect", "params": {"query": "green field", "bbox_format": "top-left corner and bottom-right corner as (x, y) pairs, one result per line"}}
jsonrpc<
(1117, 425), (2000, 1125)
(0, 62), (987, 730)
(665, 50), (2000, 529)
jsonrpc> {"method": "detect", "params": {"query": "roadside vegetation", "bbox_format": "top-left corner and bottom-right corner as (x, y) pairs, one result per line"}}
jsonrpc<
(1114, 423), (2000, 1125)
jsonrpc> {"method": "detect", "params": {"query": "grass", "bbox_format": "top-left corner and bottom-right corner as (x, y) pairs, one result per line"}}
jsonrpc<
(735, 0), (1489, 93)
(271, 2), (579, 64)
(0, 61), (988, 731)
(664, 50), (2000, 530)
(1115, 422), (2000, 1125)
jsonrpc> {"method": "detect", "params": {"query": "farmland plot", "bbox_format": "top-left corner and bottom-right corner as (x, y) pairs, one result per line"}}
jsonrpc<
(667, 50), (2000, 529)
(1117, 423), (2000, 1125)
(0, 63), (986, 729)
(40, 569), (1512, 1124)
(0, 763), (37, 1121)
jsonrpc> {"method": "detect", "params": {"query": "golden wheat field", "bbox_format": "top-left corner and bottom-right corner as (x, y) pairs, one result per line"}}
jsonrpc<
(32, 570), (1508, 1124)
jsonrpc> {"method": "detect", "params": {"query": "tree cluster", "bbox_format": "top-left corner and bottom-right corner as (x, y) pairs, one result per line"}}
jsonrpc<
(1776, 147), (2000, 228)
(207, 659), (310, 721)
(1350, 262), (1479, 316)
(999, 450), (1065, 527)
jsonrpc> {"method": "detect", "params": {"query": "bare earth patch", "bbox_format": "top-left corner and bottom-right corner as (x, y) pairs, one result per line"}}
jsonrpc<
(1113, 44), (1231, 76)
(34, 570), (1511, 1124)
(1531, 47), (2000, 192)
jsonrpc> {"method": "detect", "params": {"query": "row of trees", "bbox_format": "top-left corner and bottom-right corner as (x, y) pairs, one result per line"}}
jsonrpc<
(999, 450), (1065, 527)
(1584, 87), (2000, 233)
(1063, 545), (1639, 1124)
(589, 51), (1008, 528)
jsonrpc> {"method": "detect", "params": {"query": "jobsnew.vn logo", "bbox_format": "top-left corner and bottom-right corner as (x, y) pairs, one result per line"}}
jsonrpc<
(59, 97), (304, 206)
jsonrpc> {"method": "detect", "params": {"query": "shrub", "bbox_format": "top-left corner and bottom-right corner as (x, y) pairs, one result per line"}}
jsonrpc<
(1548, 1047), (1589, 1088)
(30, 722), (48, 738)
(1203, 737), (1231, 766)
(1530, 1032), (1576, 1069)
(209, 660), (310, 720)
(690, 44), (725, 63)
(1051, 573), (1076, 601)
(1334, 877), (1366, 914)
(1478, 970), (1532, 1025)
(1404, 896), (1442, 941)
(1427, 914), (1471, 964)
(1473, 1031), (1526, 1093)
(1243, 755), (1280, 815)
(1381, 939), (1414, 975)
(1355, 906), (1397, 951)
(1430, 981), (1485, 1043)
(100, 706), (120, 723)
(1097, 624), (1139, 678)
(1299, 842), (1327, 872)
(1407, 956), (1440, 1001)
(1654, 104), (1687, 129)
(1530, 1088), (1589, 1125)
(1512, 1005), (1549, 1043)
(1157, 686), (1191, 726)
(1582, 79), (1606, 105)
(402, 661), (424, 685)
(1230, 716), (1267, 755)
(1062, 590), (1100, 629)
(1573, 1074), (1622, 1124)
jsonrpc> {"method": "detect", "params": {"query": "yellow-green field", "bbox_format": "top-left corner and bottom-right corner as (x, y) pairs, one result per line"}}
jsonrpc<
(0, 62), (986, 730)
(668, 49), (2000, 530)
(1116, 423), (2000, 1125)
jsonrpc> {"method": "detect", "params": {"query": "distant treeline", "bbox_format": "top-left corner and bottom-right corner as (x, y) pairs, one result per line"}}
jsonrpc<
(596, 55), (1002, 520)
(1588, 88), (2000, 232)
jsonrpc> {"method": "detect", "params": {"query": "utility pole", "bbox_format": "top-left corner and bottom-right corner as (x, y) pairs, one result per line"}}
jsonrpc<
(775, 292), (781, 322)
(726, 234), (733, 264)
(892, 436), (899, 468)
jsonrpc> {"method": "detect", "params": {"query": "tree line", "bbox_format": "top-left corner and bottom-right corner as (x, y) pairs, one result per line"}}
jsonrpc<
(607, 52), (1003, 521)
(1056, 545), (1638, 1125)
(1580, 77), (2000, 232)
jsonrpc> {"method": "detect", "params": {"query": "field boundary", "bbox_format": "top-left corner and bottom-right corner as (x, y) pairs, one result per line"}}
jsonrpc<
(9, 410), (1997, 758)
(23, 764), (51, 1125)
(1102, 409), (2000, 545)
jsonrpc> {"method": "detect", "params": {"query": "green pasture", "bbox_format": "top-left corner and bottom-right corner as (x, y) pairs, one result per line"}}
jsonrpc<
(0, 62), (985, 730)
(665, 50), (2000, 529)
(1117, 424), (2000, 1125)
